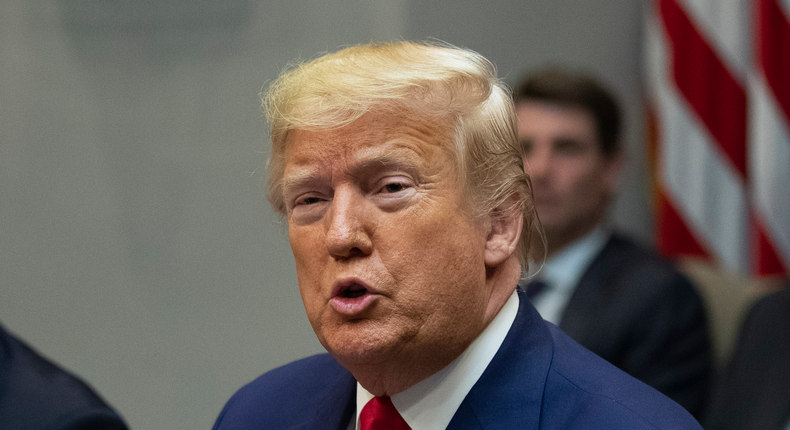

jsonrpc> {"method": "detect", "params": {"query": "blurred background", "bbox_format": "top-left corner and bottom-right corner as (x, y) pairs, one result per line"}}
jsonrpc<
(1, 1), (786, 429)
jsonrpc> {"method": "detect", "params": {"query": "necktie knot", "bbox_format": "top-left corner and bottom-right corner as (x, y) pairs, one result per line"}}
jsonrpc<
(359, 396), (411, 430)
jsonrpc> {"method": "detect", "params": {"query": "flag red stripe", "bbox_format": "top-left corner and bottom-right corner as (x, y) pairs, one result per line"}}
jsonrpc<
(659, 0), (748, 178)
(754, 219), (789, 276)
(758, 0), (790, 125)
(656, 190), (709, 259)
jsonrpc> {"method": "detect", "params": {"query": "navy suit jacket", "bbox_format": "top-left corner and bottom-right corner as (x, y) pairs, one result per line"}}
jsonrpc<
(0, 324), (128, 430)
(213, 288), (701, 429)
(552, 233), (712, 418)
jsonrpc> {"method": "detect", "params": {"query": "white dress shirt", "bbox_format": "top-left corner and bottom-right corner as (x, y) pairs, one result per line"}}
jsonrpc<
(349, 289), (519, 430)
(527, 227), (609, 325)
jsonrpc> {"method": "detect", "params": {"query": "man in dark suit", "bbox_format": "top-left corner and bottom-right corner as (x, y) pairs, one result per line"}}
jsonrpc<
(704, 285), (790, 430)
(213, 41), (702, 429)
(0, 323), (128, 430)
(513, 69), (712, 418)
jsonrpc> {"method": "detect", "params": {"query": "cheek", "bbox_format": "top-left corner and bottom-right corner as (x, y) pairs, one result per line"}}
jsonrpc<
(382, 214), (485, 298)
(289, 227), (326, 302)
(562, 162), (598, 195)
(289, 222), (324, 266)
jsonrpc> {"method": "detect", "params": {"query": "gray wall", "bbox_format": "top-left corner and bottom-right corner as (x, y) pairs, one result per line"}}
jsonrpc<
(0, 1), (645, 428)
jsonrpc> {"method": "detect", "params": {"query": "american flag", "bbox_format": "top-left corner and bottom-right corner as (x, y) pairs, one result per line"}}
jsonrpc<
(645, 0), (790, 278)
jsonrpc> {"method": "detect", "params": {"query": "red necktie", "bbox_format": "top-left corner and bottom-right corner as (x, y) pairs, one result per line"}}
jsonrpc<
(359, 396), (411, 430)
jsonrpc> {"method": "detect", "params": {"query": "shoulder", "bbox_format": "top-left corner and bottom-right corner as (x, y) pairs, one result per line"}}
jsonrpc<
(242, 353), (350, 393)
(726, 286), (790, 365)
(0, 325), (128, 430)
(596, 234), (675, 274)
(597, 234), (680, 275)
(541, 325), (702, 430)
(213, 354), (356, 430)
(591, 233), (697, 298)
(748, 287), (790, 323)
(703, 287), (790, 430)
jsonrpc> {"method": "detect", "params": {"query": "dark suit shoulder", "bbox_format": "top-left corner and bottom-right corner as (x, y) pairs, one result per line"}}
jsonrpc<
(704, 287), (790, 430)
(0, 325), (128, 430)
(542, 325), (702, 430)
(588, 234), (703, 328)
(593, 234), (696, 296)
(213, 354), (356, 430)
(561, 233), (711, 418)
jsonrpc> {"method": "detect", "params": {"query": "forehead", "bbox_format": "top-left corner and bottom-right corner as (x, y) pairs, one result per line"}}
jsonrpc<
(516, 101), (597, 140)
(282, 112), (455, 175)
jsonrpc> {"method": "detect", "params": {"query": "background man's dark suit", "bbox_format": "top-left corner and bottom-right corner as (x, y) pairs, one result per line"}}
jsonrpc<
(0, 324), (128, 430)
(213, 289), (700, 430)
(704, 286), (790, 430)
(514, 68), (712, 419)
(555, 233), (712, 418)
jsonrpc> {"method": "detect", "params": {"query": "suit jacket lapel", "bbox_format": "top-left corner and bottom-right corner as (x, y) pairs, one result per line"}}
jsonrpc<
(293, 361), (357, 430)
(294, 291), (554, 430)
(447, 289), (553, 429)
(559, 237), (616, 344)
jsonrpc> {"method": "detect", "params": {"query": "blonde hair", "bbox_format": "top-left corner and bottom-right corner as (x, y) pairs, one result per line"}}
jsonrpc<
(262, 40), (535, 266)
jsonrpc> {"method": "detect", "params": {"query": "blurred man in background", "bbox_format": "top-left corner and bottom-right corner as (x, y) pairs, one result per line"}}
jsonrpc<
(514, 68), (713, 418)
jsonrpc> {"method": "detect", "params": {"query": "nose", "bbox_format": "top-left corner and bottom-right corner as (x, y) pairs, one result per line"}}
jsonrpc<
(325, 186), (373, 260)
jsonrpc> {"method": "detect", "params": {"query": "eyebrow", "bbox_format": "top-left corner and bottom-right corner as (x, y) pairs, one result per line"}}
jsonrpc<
(353, 154), (422, 179)
(283, 146), (423, 190)
(282, 166), (322, 196)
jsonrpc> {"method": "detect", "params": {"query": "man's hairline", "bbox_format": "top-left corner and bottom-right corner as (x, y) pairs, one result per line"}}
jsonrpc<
(514, 98), (621, 159)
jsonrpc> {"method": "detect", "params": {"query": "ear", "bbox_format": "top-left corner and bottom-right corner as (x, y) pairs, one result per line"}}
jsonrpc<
(484, 193), (524, 268)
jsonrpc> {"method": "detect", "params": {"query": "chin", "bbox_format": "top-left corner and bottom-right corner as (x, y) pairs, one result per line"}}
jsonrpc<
(320, 322), (408, 366)
(326, 340), (397, 368)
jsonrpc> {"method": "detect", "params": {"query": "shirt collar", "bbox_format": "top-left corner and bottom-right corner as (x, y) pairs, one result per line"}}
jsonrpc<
(541, 226), (610, 294)
(353, 289), (520, 430)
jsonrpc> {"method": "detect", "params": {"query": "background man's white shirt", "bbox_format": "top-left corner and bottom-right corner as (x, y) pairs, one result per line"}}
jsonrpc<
(528, 227), (609, 325)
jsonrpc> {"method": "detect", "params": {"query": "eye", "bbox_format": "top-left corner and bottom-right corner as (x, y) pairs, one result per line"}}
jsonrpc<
(376, 178), (412, 195)
(288, 192), (329, 225)
(301, 196), (323, 205)
(553, 138), (587, 156)
(384, 183), (404, 193)
(289, 193), (326, 211)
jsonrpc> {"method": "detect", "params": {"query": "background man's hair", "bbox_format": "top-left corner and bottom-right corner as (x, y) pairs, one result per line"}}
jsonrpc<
(513, 68), (622, 156)
(262, 40), (535, 267)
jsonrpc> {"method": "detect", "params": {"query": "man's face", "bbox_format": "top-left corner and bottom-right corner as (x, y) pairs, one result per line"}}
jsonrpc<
(282, 112), (495, 370)
(516, 101), (620, 246)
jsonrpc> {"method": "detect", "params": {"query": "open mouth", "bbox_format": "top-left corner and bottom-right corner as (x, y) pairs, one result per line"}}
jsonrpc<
(330, 279), (377, 315)
(341, 283), (367, 299)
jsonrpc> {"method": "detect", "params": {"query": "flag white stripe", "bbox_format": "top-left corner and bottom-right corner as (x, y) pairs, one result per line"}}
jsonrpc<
(677, 0), (752, 78)
(646, 7), (749, 272)
(749, 69), (790, 270)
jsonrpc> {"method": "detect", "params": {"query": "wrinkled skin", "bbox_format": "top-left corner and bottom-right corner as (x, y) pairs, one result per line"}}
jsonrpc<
(282, 112), (520, 395)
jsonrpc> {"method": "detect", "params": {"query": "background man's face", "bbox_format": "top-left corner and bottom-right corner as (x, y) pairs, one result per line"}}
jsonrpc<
(516, 101), (620, 246)
(282, 112), (495, 370)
